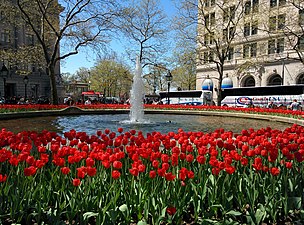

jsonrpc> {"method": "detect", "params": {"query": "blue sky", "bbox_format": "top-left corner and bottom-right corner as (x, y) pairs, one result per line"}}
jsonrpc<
(61, 0), (176, 75)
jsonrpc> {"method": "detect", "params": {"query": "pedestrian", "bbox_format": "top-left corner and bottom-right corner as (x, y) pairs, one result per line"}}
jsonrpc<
(267, 101), (275, 109)
(290, 99), (301, 111)
(85, 99), (91, 105)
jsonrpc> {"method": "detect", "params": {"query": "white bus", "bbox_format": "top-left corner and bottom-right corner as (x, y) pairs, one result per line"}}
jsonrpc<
(221, 85), (304, 108)
(159, 90), (213, 105)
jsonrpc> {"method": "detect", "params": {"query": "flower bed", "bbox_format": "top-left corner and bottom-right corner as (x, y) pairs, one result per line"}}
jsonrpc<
(0, 123), (304, 224)
(0, 103), (303, 120)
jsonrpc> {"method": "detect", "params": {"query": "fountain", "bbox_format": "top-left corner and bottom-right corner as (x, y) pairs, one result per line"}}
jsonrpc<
(0, 59), (292, 135)
(129, 57), (145, 123)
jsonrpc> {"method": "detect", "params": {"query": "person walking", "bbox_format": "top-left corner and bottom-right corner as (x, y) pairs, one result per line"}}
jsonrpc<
(290, 99), (301, 111)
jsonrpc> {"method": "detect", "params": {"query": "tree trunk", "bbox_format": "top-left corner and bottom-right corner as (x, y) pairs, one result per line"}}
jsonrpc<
(48, 66), (59, 105)
(216, 67), (224, 106)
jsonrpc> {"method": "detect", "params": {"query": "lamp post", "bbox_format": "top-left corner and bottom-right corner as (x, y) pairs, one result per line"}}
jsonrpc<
(165, 70), (172, 104)
(0, 64), (9, 98)
(23, 76), (29, 101)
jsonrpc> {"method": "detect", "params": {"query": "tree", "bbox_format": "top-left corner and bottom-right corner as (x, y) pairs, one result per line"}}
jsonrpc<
(7, 0), (118, 104)
(90, 59), (132, 101)
(117, 0), (169, 67)
(170, 44), (197, 90)
(174, 0), (245, 105)
(143, 64), (171, 94)
(274, 1), (304, 64)
(74, 67), (91, 84)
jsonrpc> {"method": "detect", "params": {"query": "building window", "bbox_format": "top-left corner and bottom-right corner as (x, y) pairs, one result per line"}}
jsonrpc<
(268, 40), (276, 54)
(205, 13), (215, 27)
(209, 32), (215, 44)
(245, 0), (259, 15)
(223, 6), (235, 22)
(268, 38), (284, 54)
(204, 34), (209, 45)
(269, 14), (285, 31)
(298, 36), (304, 50)
(278, 14), (285, 29)
(26, 34), (35, 46)
(243, 43), (257, 58)
(205, 15), (209, 27)
(243, 76), (256, 87)
(203, 51), (214, 62)
(244, 23), (250, 36)
(245, 1), (251, 15)
(203, 52), (209, 62)
(205, 0), (215, 7)
(252, 0), (259, 13)
(226, 47), (234, 60)
(270, 0), (277, 7)
(299, 9), (304, 25)
(277, 38), (284, 53)
(268, 74), (282, 85)
(1, 30), (11, 43)
(297, 74), (304, 84)
(252, 22), (258, 35)
(279, 0), (286, 6)
(270, 0), (286, 8)
(210, 13), (215, 26)
(244, 22), (258, 36)
(223, 10), (228, 22)
(269, 16), (276, 31)
(0, 11), (4, 20)
(223, 26), (235, 40)
(250, 43), (257, 57)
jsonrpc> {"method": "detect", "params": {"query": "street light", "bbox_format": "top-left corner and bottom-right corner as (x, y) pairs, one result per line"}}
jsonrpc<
(0, 64), (9, 98)
(165, 70), (172, 104)
(23, 76), (29, 101)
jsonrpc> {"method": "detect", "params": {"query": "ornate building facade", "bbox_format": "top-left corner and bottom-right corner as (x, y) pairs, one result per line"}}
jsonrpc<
(0, 1), (61, 102)
(196, 0), (304, 103)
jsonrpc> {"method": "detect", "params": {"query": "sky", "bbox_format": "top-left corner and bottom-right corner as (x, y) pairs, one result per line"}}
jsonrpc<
(61, 0), (177, 75)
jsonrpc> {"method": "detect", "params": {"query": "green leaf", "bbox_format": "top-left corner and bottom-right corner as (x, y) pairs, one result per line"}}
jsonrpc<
(137, 220), (148, 225)
(161, 207), (167, 218)
(255, 204), (266, 225)
(119, 204), (128, 212)
(226, 210), (242, 216)
(288, 178), (294, 192)
(210, 204), (224, 211)
(209, 174), (215, 186)
(83, 212), (99, 220)
(201, 219), (219, 224)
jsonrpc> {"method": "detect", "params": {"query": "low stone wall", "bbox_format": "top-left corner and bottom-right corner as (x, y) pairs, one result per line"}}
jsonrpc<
(0, 106), (302, 126)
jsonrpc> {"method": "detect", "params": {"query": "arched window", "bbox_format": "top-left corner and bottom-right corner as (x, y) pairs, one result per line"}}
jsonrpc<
(243, 76), (255, 87)
(268, 74), (282, 85)
(297, 73), (304, 84)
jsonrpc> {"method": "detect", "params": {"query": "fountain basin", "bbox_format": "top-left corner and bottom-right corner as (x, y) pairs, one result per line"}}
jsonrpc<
(0, 108), (294, 135)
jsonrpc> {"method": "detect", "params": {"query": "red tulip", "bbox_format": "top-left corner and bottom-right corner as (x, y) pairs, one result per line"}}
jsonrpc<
(24, 166), (37, 176)
(87, 167), (97, 177)
(61, 167), (71, 175)
(0, 174), (7, 182)
(129, 168), (139, 176)
(112, 170), (121, 179)
(166, 206), (176, 215)
(72, 178), (81, 186)
(86, 157), (95, 167)
(112, 160), (122, 169)
(270, 167), (280, 176)
(149, 170), (156, 179)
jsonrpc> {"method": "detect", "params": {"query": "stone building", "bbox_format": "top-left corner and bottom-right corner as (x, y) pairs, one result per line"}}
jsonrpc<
(196, 0), (304, 103)
(0, 1), (61, 102)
